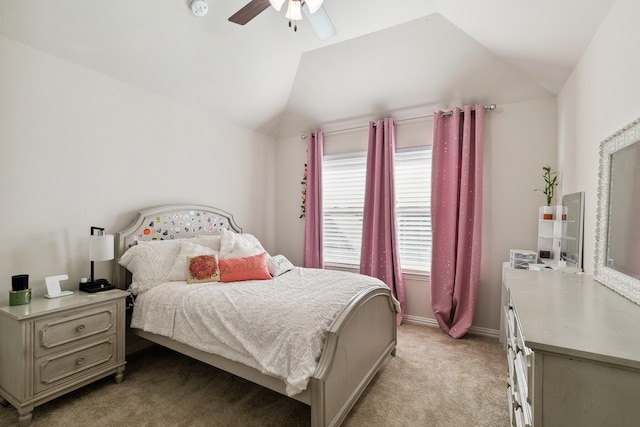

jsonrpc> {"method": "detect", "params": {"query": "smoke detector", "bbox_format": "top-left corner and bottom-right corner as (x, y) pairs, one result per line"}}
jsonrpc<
(191, 0), (208, 17)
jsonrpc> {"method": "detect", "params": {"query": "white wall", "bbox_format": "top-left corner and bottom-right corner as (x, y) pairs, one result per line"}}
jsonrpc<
(273, 11), (562, 333)
(558, 0), (640, 274)
(275, 97), (557, 332)
(0, 36), (276, 304)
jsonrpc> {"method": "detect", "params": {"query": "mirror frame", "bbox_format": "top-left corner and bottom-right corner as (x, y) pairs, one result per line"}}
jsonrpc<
(594, 116), (640, 305)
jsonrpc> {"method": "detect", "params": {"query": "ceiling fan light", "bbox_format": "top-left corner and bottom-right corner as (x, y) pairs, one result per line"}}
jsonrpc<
(285, 0), (302, 21)
(305, 0), (324, 14)
(269, 0), (286, 12)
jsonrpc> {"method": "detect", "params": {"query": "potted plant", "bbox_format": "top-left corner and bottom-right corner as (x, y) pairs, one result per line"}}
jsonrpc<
(536, 165), (559, 219)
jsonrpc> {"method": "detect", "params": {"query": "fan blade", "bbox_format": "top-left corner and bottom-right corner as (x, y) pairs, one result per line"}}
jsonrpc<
(229, 0), (271, 25)
(302, 4), (336, 40)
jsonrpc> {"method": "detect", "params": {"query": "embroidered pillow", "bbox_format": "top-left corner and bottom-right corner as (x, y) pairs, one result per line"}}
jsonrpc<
(267, 254), (295, 277)
(218, 252), (271, 282)
(168, 241), (217, 281)
(186, 254), (220, 284)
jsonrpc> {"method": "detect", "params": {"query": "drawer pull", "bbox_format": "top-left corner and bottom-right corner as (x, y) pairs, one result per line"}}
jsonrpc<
(76, 357), (85, 365)
(77, 324), (85, 332)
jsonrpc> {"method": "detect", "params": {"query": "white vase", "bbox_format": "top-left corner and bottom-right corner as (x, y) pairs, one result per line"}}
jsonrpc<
(542, 205), (553, 220)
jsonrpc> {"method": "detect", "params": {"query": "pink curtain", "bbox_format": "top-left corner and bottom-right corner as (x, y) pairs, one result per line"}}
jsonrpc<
(430, 105), (484, 338)
(303, 130), (324, 268)
(360, 118), (405, 325)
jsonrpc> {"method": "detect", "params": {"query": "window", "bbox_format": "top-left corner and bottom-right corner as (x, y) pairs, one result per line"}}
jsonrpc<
(395, 147), (432, 272)
(323, 154), (367, 267)
(322, 146), (431, 273)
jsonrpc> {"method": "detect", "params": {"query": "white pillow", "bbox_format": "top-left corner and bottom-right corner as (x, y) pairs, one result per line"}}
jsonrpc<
(267, 254), (295, 277)
(167, 241), (217, 281)
(219, 228), (267, 259)
(192, 235), (222, 252)
(118, 239), (183, 293)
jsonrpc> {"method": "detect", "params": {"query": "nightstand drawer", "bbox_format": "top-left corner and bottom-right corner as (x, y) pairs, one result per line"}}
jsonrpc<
(35, 336), (116, 393)
(35, 303), (116, 354)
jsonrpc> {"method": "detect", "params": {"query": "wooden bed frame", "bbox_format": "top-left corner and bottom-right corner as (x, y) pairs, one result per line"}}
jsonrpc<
(114, 204), (398, 427)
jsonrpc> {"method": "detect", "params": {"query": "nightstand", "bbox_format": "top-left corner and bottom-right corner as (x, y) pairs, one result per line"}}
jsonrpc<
(0, 289), (128, 426)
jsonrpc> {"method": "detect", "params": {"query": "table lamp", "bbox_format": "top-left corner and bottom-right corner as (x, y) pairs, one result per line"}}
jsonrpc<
(81, 226), (115, 292)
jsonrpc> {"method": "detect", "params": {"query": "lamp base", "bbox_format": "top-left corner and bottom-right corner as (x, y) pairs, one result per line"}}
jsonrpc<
(80, 280), (115, 293)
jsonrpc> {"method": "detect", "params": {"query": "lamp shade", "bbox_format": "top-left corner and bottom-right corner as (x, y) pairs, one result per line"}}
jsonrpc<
(89, 234), (114, 261)
(285, 0), (302, 21)
(305, 0), (323, 14)
(269, 0), (286, 11)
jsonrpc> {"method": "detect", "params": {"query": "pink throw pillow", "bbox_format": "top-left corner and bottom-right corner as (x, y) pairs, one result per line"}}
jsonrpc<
(219, 253), (271, 283)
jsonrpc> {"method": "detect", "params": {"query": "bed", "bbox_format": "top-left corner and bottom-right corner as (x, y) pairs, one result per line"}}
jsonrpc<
(114, 204), (399, 427)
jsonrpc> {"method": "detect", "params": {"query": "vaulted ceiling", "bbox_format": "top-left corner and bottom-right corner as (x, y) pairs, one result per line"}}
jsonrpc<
(0, 0), (615, 137)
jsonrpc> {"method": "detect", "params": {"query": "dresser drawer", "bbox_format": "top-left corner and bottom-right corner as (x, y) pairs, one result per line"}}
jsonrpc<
(507, 382), (516, 427)
(507, 347), (515, 385)
(506, 308), (516, 350)
(35, 303), (116, 355)
(35, 336), (116, 394)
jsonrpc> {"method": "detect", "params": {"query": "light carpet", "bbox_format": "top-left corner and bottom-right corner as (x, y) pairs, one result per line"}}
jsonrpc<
(0, 323), (509, 426)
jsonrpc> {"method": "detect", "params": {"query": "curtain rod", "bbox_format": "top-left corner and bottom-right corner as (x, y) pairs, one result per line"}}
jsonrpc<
(301, 104), (496, 140)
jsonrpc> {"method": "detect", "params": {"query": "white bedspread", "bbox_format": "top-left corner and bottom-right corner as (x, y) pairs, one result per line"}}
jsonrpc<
(130, 267), (398, 396)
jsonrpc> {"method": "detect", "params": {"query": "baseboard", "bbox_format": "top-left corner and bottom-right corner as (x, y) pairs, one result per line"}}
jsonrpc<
(402, 315), (500, 339)
(402, 314), (440, 328)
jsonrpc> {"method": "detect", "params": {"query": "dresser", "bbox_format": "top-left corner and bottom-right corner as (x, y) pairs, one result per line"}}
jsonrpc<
(503, 268), (640, 427)
(0, 290), (128, 426)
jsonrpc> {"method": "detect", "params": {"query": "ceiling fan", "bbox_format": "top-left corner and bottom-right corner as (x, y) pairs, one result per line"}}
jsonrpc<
(228, 0), (337, 40)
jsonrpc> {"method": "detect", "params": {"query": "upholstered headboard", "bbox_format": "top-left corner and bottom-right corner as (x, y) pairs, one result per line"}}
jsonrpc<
(114, 204), (242, 289)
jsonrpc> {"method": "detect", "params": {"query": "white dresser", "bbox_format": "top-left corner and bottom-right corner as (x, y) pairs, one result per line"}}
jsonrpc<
(503, 268), (640, 427)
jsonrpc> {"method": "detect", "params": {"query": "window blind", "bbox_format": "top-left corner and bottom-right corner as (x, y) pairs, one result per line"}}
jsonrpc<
(323, 154), (367, 267)
(322, 147), (431, 273)
(395, 147), (432, 272)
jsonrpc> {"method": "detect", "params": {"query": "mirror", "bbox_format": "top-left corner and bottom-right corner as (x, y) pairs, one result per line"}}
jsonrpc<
(594, 116), (640, 305)
(561, 191), (585, 270)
